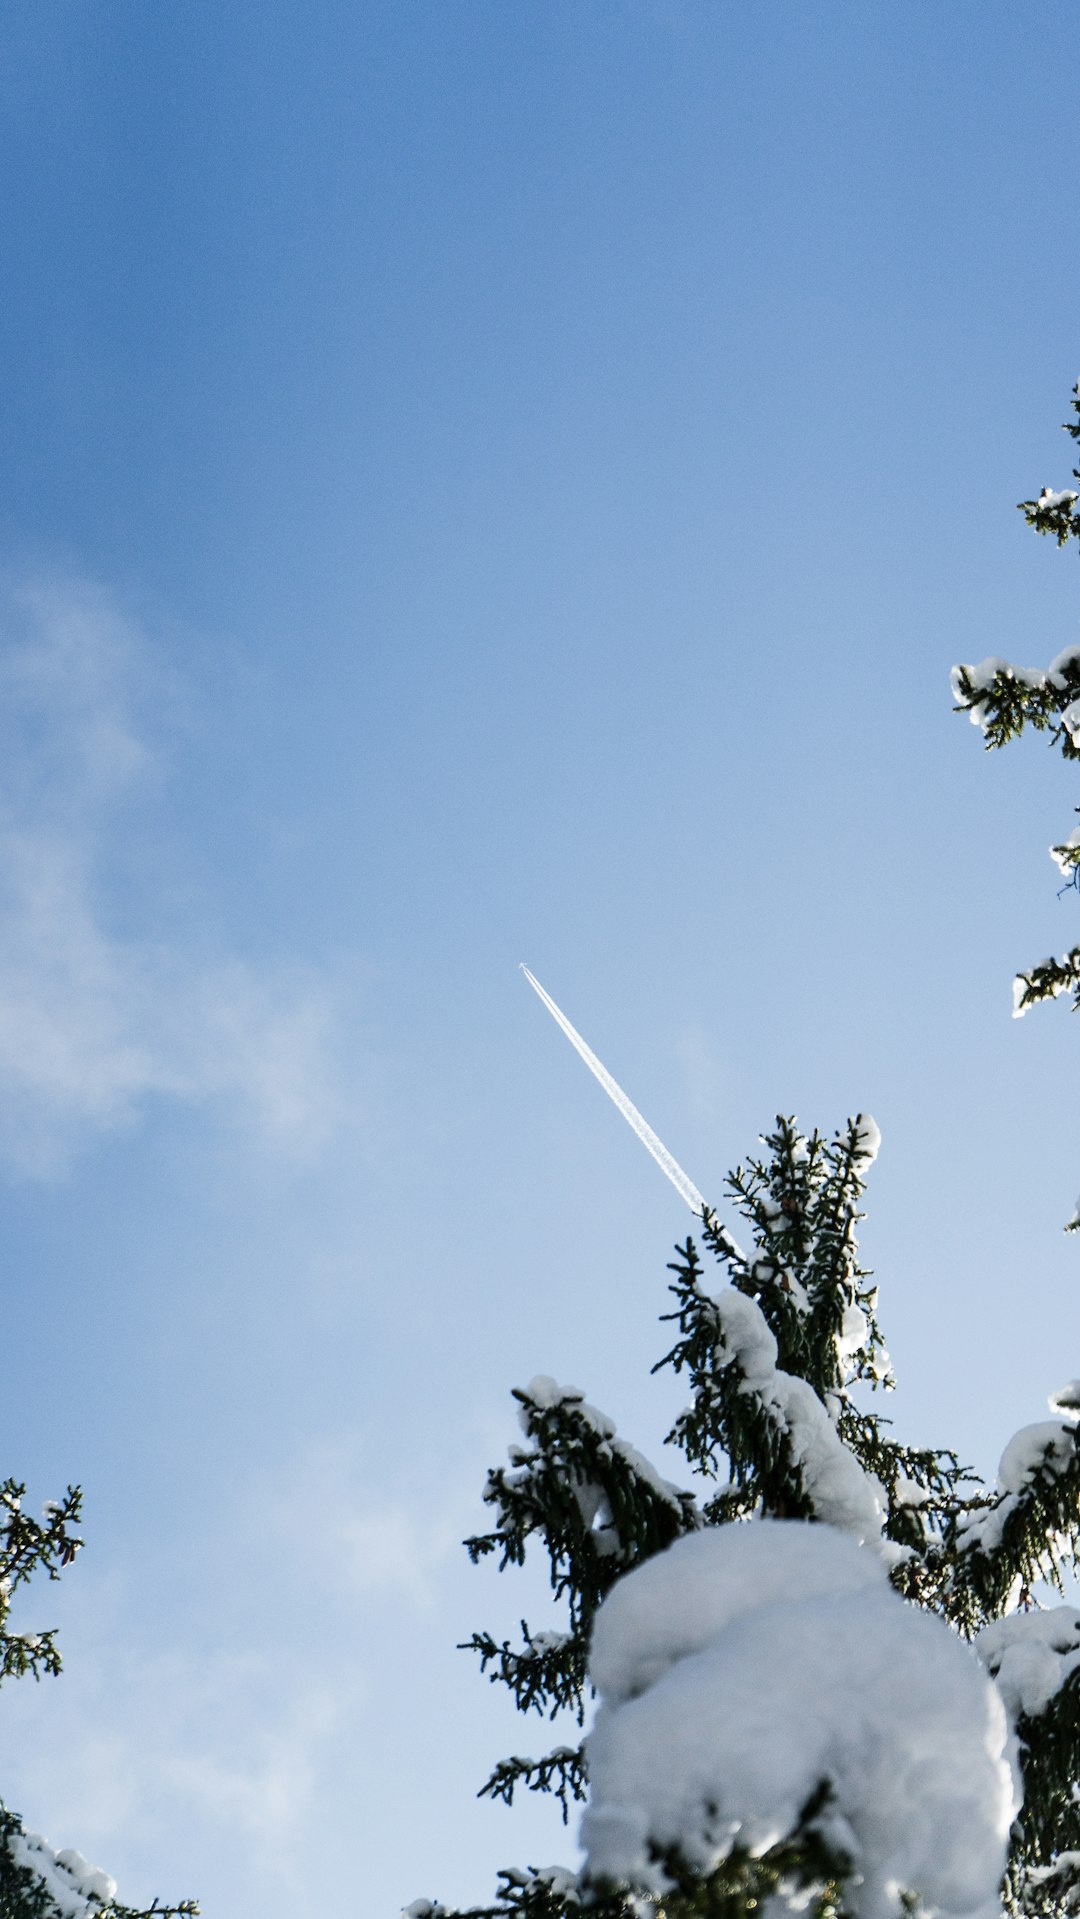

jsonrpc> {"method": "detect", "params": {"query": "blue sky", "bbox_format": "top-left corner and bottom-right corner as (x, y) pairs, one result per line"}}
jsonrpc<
(0, 3), (1079, 1912)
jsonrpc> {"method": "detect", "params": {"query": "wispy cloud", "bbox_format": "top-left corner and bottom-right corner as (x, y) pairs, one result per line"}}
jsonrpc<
(266, 1433), (473, 1612)
(0, 574), (347, 1174)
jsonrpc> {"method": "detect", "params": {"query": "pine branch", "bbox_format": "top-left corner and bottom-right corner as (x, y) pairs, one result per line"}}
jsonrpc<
(1013, 948), (1080, 1017)
(1017, 382), (1080, 547)
(463, 1380), (698, 1824)
(466, 1380), (698, 1640)
(404, 1864), (591, 1919)
(952, 1421), (1080, 1618)
(1012, 1671), (1080, 1874)
(459, 1625), (586, 1724)
(478, 1747), (587, 1824)
(657, 1232), (819, 1512)
(950, 655), (1080, 755)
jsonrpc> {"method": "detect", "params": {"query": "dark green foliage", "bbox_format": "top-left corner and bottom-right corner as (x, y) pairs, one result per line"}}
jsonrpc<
(1017, 383), (1080, 547)
(952, 381), (1080, 1028)
(953, 1430), (1080, 1621)
(0, 1482), (81, 1688)
(414, 1114), (1080, 1919)
(0, 1483), (196, 1919)
(1007, 1672), (1080, 1897)
(463, 1376), (699, 1817)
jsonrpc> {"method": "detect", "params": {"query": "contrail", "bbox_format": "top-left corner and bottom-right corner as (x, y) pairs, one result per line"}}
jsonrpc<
(520, 964), (708, 1218)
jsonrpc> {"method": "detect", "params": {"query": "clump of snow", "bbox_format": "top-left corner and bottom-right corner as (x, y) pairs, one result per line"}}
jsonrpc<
(589, 1521), (880, 1706)
(977, 1608), (1080, 1720)
(852, 1114), (881, 1165)
(1049, 1381), (1080, 1419)
(835, 1303), (869, 1363)
(1036, 487), (1079, 513)
(504, 1867), (580, 1904)
(1051, 828), (1080, 877)
(1062, 701), (1080, 747)
(710, 1287), (890, 1550)
(508, 1377), (689, 1556)
(964, 657), (1010, 694)
(582, 1522), (1018, 1919)
(951, 650), (1073, 716)
(1049, 644), (1080, 687)
(1011, 970), (1051, 1020)
(520, 1376), (590, 1421)
(9, 1831), (116, 1917)
(998, 1422), (1075, 1494)
(958, 1421), (1077, 1558)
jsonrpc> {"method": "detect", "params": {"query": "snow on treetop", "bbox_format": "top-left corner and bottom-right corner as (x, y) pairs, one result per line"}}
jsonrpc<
(581, 1521), (1018, 1919)
(519, 1377), (593, 1421)
(852, 1113), (881, 1164)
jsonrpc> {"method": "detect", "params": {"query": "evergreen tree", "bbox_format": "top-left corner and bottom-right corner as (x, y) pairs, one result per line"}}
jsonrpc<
(0, 1474), (195, 1919)
(951, 380), (1080, 1047)
(407, 1115), (1080, 1919)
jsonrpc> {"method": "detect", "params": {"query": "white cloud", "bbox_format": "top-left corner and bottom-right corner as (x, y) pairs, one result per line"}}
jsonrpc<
(266, 1434), (470, 1611)
(0, 574), (347, 1173)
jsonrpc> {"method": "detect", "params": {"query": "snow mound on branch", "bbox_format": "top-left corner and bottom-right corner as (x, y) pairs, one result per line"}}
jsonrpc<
(958, 1421), (1077, 1556)
(712, 1289), (890, 1550)
(589, 1518), (881, 1706)
(582, 1522), (1018, 1919)
(9, 1830), (116, 1917)
(977, 1607), (1080, 1720)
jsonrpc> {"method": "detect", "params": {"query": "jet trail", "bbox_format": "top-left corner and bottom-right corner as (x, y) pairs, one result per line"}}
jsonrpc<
(520, 964), (708, 1219)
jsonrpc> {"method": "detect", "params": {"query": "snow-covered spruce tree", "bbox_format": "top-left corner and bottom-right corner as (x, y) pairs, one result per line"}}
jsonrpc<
(0, 1475), (195, 1919)
(951, 380), (1080, 1067)
(408, 1115), (1080, 1919)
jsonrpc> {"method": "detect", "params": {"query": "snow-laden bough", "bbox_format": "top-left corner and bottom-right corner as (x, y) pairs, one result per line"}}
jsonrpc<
(581, 1522), (1018, 1919)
